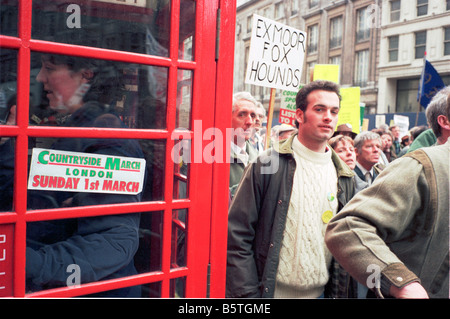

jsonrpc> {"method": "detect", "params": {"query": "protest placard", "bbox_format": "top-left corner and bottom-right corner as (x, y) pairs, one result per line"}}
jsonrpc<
(313, 64), (340, 84)
(393, 114), (410, 138)
(245, 14), (306, 91)
(336, 87), (361, 135)
(28, 148), (146, 195)
(279, 90), (297, 126)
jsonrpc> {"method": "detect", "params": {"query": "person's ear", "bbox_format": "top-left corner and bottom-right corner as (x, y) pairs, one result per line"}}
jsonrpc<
(295, 108), (304, 125)
(437, 114), (450, 131)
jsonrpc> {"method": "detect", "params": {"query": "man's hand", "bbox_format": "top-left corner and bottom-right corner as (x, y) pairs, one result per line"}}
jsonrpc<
(390, 282), (429, 298)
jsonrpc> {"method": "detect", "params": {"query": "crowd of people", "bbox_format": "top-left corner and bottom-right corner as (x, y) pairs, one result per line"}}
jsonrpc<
(227, 80), (449, 299)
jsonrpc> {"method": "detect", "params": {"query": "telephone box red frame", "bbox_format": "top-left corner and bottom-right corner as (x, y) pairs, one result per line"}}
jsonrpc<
(0, 0), (234, 298)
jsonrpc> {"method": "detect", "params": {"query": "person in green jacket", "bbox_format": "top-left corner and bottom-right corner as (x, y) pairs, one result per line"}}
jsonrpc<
(325, 90), (450, 298)
(408, 86), (450, 153)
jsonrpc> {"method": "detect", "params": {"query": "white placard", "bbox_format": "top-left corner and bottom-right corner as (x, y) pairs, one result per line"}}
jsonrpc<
(245, 14), (307, 91)
(393, 114), (410, 138)
(28, 148), (146, 195)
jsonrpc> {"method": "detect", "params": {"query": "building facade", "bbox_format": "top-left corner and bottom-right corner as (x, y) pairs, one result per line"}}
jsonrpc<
(377, 0), (450, 114)
(235, 0), (450, 122)
(235, 0), (381, 118)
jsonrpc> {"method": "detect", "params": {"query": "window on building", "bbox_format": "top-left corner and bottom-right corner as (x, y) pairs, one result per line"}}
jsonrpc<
(390, 0), (401, 22)
(247, 15), (252, 33)
(329, 16), (343, 49)
(354, 50), (369, 87)
(447, 0), (450, 10)
(307, 24), (319, 54)
(417, 0), (428, 16)
(306, 61), (316, 83)
(397, 76), (449, 112)
(415, 30), (426, 59)
(291, 0), (299, 16)
(388, 35), (399, 62)
(445, 27), (450, 56)
(328, 56), (341, 81)
(275, 2), (285, 19)
(329, 55), (341, 65)
(309, 0), (319, 9)
(263, 6), (272, 19)
(356, 7), (370, 43)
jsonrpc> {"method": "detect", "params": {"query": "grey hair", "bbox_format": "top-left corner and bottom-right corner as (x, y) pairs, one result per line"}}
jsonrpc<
(256, 102), (266, 117)
(232, 91), (258, 113)
(425, 85), (450, 138)
(354, 131), (382, 152)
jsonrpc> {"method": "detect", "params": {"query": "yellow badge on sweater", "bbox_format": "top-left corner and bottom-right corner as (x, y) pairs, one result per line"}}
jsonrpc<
(322, 210), (333, 224)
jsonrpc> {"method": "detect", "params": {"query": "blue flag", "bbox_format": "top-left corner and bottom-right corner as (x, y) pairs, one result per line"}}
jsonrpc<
(417, 60), (445, 108)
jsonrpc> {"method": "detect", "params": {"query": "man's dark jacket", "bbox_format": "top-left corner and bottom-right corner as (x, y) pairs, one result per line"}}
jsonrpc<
(226, 134), (356, 298)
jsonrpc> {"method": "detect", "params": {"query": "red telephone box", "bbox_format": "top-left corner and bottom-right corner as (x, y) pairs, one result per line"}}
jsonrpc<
(0, 0), (234, 298)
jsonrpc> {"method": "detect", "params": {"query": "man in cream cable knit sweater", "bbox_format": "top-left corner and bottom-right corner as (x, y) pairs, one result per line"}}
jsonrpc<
(226, 80), (356, 298)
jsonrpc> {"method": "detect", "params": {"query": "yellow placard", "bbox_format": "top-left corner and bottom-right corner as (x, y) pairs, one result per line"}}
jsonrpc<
(313, 64), (340, 84)
(337, 87), (361, 134)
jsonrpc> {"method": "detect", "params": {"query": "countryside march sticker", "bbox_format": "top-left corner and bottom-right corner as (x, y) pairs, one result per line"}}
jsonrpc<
(28, 148), (146, 195)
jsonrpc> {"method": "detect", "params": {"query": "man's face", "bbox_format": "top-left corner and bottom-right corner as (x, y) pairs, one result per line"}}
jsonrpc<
(295, 90), (340, 149)
(390, 126), (400, 139)
(356, 139), (381, 169)
(232, 100), (256, 144)
(381, 134), (392, 151)
(253, 108), (265, 132)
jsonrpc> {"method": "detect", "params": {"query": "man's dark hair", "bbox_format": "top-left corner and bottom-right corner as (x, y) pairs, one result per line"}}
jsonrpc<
(294, 80), (341, 128)
(296, 80), (341, 111)
(41, 54), (125, 105)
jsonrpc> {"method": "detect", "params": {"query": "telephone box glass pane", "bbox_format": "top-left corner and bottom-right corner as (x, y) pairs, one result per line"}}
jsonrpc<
(32, 0), (171, 57)
(172, 134), (189, 200)
(179, 0), (195, 61)
(26, 210), (163, 296)
(29, 52), (167, 130)
(176, 69), (192, 129)
(0, 137), (15, 212)
(26, 137), (165, 209)
(0, 1), (18, 37)
(171, 209), (187, 268)
(0, 49), (17, 126)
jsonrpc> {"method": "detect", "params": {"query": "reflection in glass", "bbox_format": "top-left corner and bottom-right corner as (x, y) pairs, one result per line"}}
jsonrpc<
(171, 209), (187, 268)
(29, 52), (167, 130)
(140, 281), (161, 298)
(135, 211), (163, 274)
(177, 69), (192, 129)
(170, 277), (186, 297)
(0, 49), (17, 125)
(0, 1), (18, 36)
(179, 0), (196, 61)
(32, 0), (171, 57)
(0, 49), (17, 213)
(172, 132), (189, 199)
